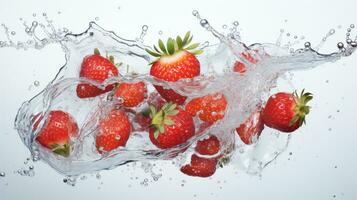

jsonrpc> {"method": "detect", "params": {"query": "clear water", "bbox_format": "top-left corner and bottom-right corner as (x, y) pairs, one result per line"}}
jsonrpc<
(3, 11), (355, 178)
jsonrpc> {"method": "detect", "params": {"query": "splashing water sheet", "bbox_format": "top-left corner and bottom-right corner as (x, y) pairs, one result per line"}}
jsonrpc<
(1, 0), (357, 200)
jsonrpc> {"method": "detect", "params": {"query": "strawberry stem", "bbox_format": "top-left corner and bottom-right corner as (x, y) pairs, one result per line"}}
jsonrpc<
(145, 31), (203, 59)
(150, 102), (178, 139)
(290, 89), (313, 126)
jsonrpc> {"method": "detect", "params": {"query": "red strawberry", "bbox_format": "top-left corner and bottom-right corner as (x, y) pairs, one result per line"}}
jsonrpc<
(180, 154), (218, 178)
(233, 51), (258, 73)
(195, 135), (220, 155)
(76, 48), (119, 98)
(148, 102), (195, 149)
(114, 81), (147, 107)
(146, 32), (202, 105)
(236, 109), (264, 145)
(95, 109), (131, 154)
(35, 110), (79, 157)
(185, 93), (227, 123)
(262, 90), (313, 133)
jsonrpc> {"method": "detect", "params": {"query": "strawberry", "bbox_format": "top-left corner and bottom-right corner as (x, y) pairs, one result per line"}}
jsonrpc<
(146, 32), (202, 105)
(133, 110), (151, 131)
(195, 135), (220, 155)
(76, 48), (119, 98)
(236, 108), (264, 145)
(114, 81), (147, 107)
(35, 110), (79, 157)
(180, 154), (218, 178)
(185, 93), (227, 123)
(233, 51), (258, 73)
(148, 102), (195, 149)
(262, 90), (313, 133)
(95, 109), (131, 154)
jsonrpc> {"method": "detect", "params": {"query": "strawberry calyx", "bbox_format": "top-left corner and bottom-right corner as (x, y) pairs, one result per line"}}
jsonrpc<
(93, 48), (115, 65)
(149, 102), (179, 139)
(49, 143), (70, 157)
(290, 89), (313, 126)
(145, 31), (203, 59)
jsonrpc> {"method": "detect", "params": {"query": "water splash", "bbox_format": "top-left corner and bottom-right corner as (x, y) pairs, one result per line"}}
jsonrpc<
(3, 12), (356, 176)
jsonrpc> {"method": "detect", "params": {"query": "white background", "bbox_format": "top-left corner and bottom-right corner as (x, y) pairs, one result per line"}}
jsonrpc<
(1, 0), (357, 199)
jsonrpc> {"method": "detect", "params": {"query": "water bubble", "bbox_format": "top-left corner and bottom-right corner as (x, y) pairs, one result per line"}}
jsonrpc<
(192, 10), (199, 16)
(329, 29), (335, 35)
(346, 39), (352, 44)
(347, 28), (351, 32)
(0, 172), (5, 177)
(346, 33), (350, 37)
(350, 42), (357, 47)
(350, 24), (355, 29)
(11, 31), (16, 35)
(32, 21), (38, 26)
(158, 30), (163, 35)
(233, 21), (239, 26)
(222, 25), (227, 29)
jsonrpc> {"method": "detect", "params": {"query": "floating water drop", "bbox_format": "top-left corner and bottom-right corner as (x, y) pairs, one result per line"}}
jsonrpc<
(34, 80), (40, 87)
(200, 19), (209, 28)
(233, 21), (239, 26)
(337, 42), (344, 49)
(304, 42), (311, 48)
(0, 172), (5, 177)
(192, 10), (199, 16)
(158, 30), (163, 35)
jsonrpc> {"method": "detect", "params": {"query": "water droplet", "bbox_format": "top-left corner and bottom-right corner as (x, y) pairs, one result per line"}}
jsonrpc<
(32, 13), (36, 17)
(142, 25), (148, 31)
(95, 17), (99, 21)
(34, 80), (40, 86)
(304, 42), (311, 48)
(222, 25), (227, 29)
(286, 33), (291, 37)
(158, 30), (163, 35)
(192, 10), (199, 16)
(347, 28), (351, 32)
(350, 24), (355, 29)
(0, 172), (5, 177)
(347, 39), (352, 44)
(233, 21), (239, 26)
(329, 29), (335, 35)
(337, 42), (344, 49)
(11, 31), (16, 35)
(32, 21), (38, 26)
(200, 19), (209, 28)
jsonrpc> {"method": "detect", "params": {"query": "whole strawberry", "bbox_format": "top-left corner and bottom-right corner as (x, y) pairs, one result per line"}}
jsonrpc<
(95, 109), (131, 154)
(114, 81), (147, 107)
(146, 32), (202, 105)
(262, 90), (313, 133)
(185, 93), (227, 123)
(76, 48), (119, 98)
(35, 110), (79, 157)
(148, 102), (195, 149)
(236, 108), (264, 145)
